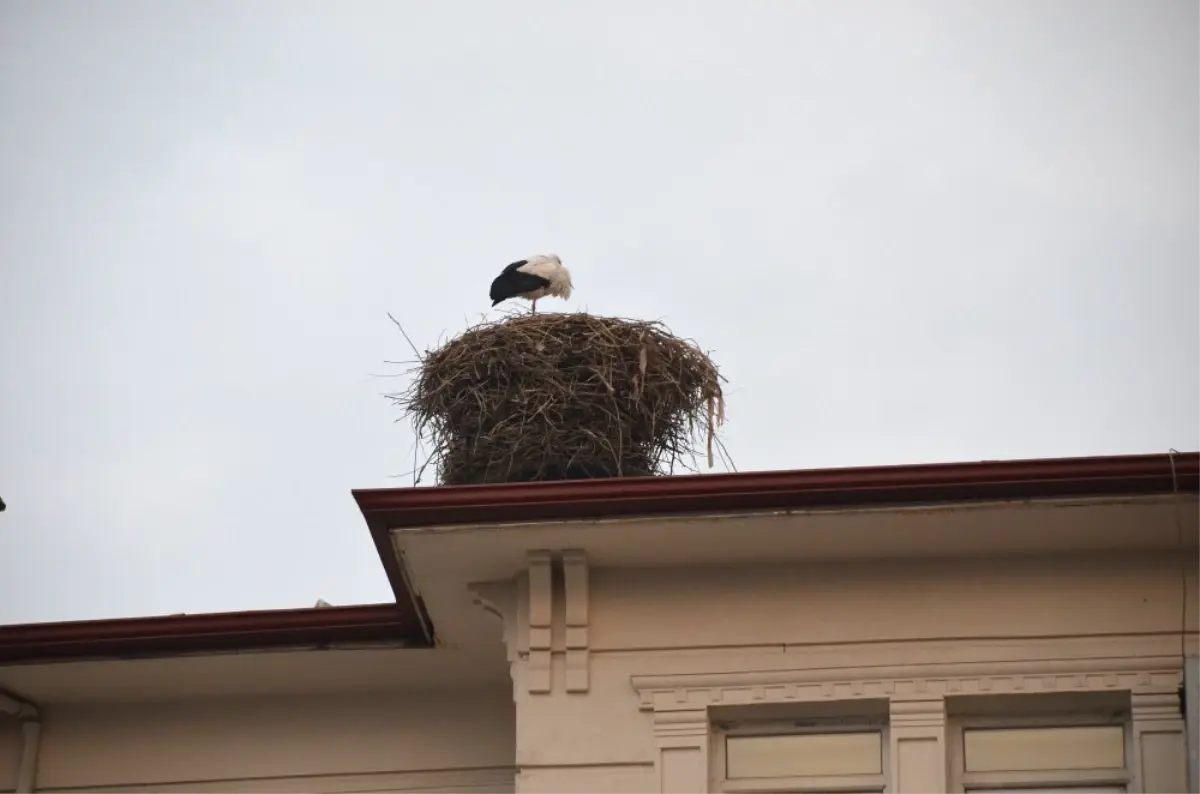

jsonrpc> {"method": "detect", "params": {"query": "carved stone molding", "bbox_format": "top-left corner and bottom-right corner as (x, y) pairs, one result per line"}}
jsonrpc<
(632, 655), (1184, 712)
(653, 709), (709, 741)
(890, 695), (947, 729)
(1131, 689), (1183, 722)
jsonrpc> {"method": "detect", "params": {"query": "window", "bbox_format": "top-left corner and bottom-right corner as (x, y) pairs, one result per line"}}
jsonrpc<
(728, 731), (883, 778)
(949, 714), (1131, 793)
(964, 725), (1125, 773)
(713, 716), (888, 793)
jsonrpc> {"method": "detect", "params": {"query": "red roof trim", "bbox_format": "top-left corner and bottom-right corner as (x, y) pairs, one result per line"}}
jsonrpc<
(354, 452), (1199, 532)
(2, 452), (1194, 666)
(0, 603), (423, 664)
(354, 452), (1198, 635)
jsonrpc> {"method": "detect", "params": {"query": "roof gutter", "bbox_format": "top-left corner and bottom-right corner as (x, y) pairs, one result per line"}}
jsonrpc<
(0, 690), (40, 792)
(354, 452), (1200, 533)
(0, 603), (427, 665)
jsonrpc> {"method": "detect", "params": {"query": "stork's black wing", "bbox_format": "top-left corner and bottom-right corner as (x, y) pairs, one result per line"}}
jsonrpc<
(490, 264), (551, 306)
(501, 259), (529, 275)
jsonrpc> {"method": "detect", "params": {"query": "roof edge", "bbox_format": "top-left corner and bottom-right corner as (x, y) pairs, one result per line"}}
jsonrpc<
(5, 452), (1193, 666)
(354, 451), (1200, 532)
(0, 603), (427, 665)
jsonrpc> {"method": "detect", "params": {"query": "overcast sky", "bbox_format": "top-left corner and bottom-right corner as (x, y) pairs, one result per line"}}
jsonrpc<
(0, 0), (1196, 625)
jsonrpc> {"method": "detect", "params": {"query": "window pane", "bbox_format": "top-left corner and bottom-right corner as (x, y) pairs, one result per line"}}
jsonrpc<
(726, 732), (883, 778)
(963, 726), (1125, 772)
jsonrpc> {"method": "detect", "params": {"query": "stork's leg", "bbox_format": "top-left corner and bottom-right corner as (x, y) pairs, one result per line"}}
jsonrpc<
(531, 298), (538, 314)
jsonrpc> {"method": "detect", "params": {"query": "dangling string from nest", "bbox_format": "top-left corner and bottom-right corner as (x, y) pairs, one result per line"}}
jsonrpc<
(706, 388), (726, 469)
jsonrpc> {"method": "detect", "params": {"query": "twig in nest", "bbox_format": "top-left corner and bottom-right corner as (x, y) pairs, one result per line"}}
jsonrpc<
(387, 312), (422, 361)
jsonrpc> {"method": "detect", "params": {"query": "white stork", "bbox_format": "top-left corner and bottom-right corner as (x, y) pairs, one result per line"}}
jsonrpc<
(489, 254), (573, 314)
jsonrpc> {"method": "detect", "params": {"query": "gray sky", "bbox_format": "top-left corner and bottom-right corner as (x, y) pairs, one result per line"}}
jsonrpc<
(1, 0), (1196, 625)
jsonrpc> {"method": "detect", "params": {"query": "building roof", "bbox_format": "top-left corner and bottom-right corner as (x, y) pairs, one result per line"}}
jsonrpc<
(1, 451), (1195, 665)
(353, 451), (1199, 598)
(0, 603), (419, 664)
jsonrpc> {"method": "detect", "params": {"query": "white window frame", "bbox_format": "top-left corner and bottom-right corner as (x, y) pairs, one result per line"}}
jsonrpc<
(712, 716), (890, 794)
(947, 712), (1133, 793)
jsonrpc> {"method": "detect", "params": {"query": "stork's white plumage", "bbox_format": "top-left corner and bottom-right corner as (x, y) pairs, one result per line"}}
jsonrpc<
(489, 254), (573, 314)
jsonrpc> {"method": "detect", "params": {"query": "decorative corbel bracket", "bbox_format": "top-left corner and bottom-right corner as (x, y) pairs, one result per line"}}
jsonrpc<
(469, 548), (591, 695)
(562, 549), (590, 693)
(526, 550), (554, 694)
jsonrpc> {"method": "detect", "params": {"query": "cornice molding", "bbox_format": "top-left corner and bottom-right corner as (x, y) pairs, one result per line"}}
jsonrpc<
(632, 655), (1184, 711)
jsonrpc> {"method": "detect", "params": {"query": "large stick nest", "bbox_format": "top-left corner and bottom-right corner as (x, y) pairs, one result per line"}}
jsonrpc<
(391, 312), (727, 485)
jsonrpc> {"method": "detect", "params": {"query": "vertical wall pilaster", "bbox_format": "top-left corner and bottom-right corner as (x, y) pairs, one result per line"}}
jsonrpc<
(889, 695), (947, 793)
(1131, 689), (1188, 793)
(653, 709), (709, 794)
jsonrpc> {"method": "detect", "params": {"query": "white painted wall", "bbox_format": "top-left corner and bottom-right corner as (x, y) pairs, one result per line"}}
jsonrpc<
(3, 547), (1193, 793)
(1, 689), (514, 793)
(490, 550), (1197, 793)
